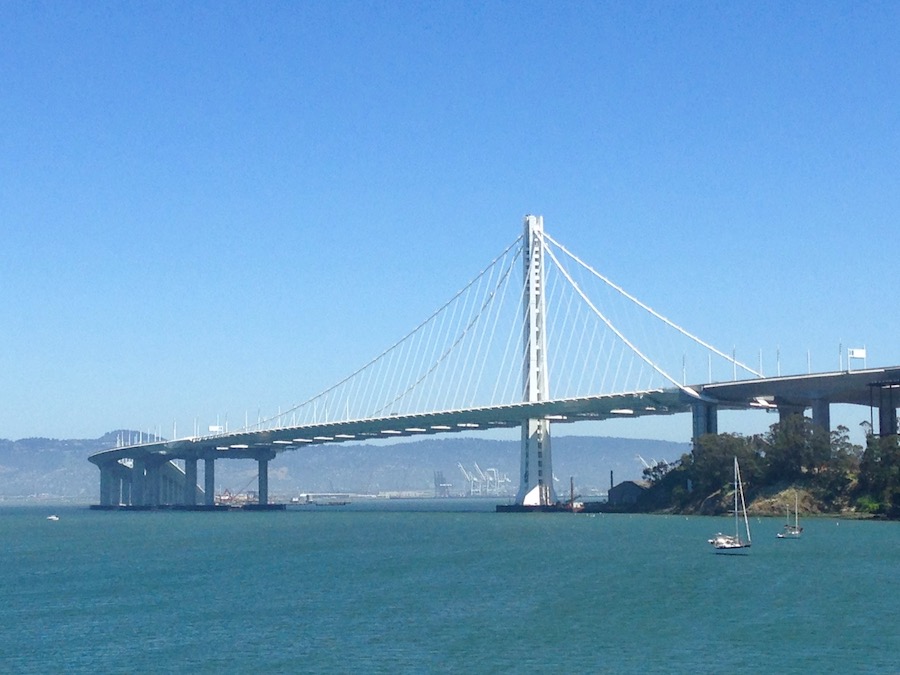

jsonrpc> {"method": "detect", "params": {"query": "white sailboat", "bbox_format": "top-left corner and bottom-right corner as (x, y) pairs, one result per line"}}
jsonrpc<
(709, 457), (752, 553)
(776, 491), (803, 539)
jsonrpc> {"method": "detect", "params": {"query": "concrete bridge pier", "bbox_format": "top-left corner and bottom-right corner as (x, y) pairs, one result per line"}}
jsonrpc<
(777, 401), (806, 425)
(145, 461), (162, 507)
(517, 417), (554, 505)
(256, 453), (275, 505)
(204, 457), (216, 506)
(880, 404), (898, 437)
(878, 390), (898, 437)
(811, 398), (831, 435)
(135, 457), (178, 506)
(131, 458), (146, 506)
(691, 401), (718, 443)
(99, 464), (119, 506)
(165, 471), (181, 504)
(183, 457), (198, 506)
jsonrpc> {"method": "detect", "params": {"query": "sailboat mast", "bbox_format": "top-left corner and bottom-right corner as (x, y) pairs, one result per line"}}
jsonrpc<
(736, 458), (751, 544)
(733, 458), (739, 538)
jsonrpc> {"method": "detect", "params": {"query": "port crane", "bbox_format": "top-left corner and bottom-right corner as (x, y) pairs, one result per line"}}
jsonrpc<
(458, 462), (480, 496)
(457, 462), (511, 496)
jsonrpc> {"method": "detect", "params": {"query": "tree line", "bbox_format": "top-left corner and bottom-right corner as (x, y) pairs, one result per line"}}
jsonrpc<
(638, 414), (900, 518)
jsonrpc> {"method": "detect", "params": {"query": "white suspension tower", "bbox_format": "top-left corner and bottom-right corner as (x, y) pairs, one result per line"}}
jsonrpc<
(516, 215), (558, 506)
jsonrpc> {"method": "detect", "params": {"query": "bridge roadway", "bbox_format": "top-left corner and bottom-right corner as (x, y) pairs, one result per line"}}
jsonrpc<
(89, 366), (900, 508)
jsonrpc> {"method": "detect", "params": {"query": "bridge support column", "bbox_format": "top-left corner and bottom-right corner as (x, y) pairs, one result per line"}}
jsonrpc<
(879, 391), (898, 437)
(132, 458), (146, 507)
(204, 458), (216, 506)
(811, 399), (831, 435)
(99, 465), (117, 506)
(777, 402), (806, 426)
(112, 473), (122, 506)
(518, 418), (554, 505)
(691, 402), (718, 443)
(258, 457), (270, 505)
(146, 462), (161, 507)
(183, 458), (198, 506)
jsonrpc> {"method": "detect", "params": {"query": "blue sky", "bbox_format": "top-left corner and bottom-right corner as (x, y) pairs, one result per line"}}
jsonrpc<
(2, 1), (898, 443)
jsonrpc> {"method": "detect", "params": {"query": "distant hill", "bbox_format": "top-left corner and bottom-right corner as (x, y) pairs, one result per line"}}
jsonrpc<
(0, 432), (689, 503)
(0, 432), (122, 502)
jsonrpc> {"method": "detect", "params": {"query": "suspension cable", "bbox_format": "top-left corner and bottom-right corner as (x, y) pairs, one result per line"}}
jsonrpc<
(543, 232), (762, 378)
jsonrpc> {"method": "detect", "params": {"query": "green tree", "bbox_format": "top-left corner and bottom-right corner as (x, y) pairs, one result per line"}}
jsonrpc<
(829, 425), (863, 468)
(642, 458), (678, 484)
(808, 425), (861, 502)
(760, 414), (830, 482)
(857, 435), (900, 515)
(685, 432), (758, 496)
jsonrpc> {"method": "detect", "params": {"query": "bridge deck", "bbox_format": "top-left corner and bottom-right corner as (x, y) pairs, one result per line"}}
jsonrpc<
(90, 366), (900, 466)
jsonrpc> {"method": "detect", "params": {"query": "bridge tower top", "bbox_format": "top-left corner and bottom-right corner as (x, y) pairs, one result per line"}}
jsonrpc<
(523, 214), (550, 405)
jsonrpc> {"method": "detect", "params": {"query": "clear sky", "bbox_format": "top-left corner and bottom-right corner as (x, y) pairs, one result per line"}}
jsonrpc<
(2, 1), (898, 444)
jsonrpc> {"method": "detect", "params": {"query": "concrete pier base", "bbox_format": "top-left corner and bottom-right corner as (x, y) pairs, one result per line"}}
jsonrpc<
(811, 398), (831, 434)
(258, 457), (269, 506)
(204, 458), (216, 506)
(691, 401), (718, 442)
(183, 458), (198, 506)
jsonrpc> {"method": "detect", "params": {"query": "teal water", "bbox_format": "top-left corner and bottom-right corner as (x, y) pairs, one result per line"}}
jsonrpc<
(2, 502), (898, 674)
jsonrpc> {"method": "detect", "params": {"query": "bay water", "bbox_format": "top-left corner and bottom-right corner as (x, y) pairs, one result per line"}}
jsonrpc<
(2, 501), (898, 673)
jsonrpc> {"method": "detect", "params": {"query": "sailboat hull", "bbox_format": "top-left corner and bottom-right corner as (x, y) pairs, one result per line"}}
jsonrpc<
(776, 493), (802, 539)
(708, 457), (752, 554)
(709, 533), (751, 553)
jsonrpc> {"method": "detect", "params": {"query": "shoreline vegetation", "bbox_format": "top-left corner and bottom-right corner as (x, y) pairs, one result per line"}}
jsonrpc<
(628, 415), (900, 520)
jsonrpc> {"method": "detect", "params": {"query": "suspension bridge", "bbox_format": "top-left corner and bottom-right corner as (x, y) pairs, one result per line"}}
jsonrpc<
(89, 215), (900, 509)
